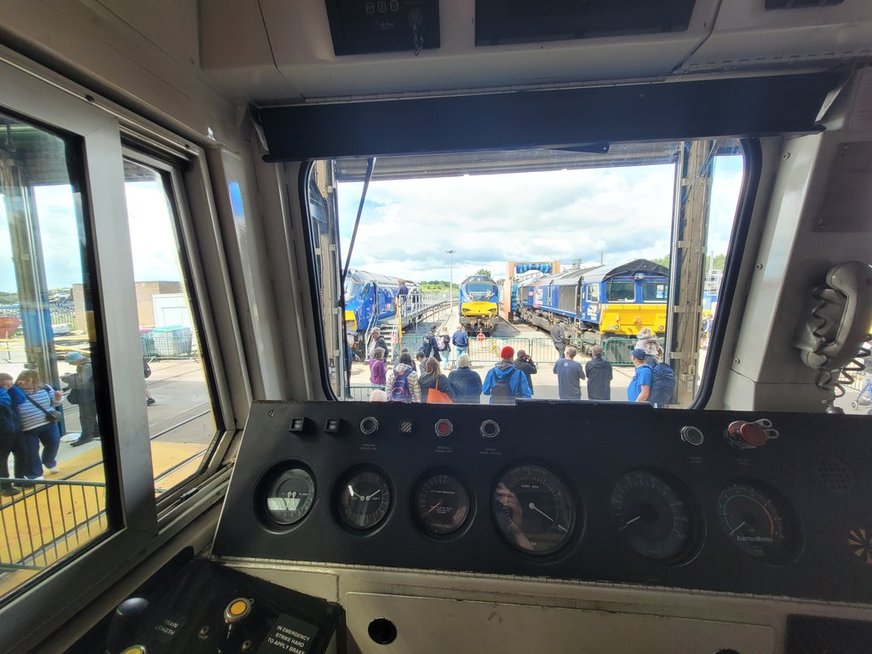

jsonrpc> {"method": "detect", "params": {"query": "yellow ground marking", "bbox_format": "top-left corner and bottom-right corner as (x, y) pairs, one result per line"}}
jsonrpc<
(0, 441), (206, 597)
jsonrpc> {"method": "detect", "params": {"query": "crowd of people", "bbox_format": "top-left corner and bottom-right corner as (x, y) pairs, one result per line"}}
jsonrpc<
(0, 353), (111, 496)
(0, 349), (163, 495)
(359, 321), (676, 407)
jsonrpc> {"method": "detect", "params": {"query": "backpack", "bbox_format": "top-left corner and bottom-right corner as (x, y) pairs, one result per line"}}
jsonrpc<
(489, 368), (517, 405)
(648, 362), (676, 406)
(389, 369), (413, 402)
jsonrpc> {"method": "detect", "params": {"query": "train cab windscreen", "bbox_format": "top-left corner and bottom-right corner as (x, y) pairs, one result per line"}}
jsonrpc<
(306, 140), (747, 409)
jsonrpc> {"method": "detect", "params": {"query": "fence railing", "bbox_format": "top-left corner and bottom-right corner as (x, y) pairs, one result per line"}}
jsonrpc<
(0, 478), (108, 571)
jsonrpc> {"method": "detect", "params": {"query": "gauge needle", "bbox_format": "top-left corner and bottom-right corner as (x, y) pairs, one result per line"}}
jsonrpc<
(424, 502), (442, 515)
(528, 502), (568, 532)
(365, 490), (381, 501)
(347, 484), (361, 499)
(619, 515), (643, 532)
(729, 521), (748, 536)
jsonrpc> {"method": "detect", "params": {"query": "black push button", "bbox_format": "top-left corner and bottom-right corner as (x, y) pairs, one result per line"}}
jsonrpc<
(324, 418), (342, 433)
(289, 417), (306, 433)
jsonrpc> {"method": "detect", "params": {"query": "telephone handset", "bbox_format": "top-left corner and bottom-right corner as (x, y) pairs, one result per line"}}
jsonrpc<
(794, 261), (872, 371)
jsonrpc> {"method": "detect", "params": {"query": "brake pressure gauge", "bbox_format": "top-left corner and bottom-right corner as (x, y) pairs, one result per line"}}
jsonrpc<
(265, 466), (316, 526)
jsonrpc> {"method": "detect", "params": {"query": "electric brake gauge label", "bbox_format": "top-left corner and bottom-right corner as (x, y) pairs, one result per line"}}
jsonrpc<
(611, 470), (695, 562)
(717, 483), (796, 562)
(492, 464), (575, 555)
(337, 467), (392, 531)
(414, 472), (471, 536)
(265, 467), (316, 526)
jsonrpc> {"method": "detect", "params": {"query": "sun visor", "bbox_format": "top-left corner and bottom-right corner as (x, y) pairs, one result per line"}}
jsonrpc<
(255, 72), (840, 161)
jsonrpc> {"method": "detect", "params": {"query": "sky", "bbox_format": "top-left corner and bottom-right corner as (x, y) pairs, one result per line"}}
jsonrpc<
(0, 155), (742, 293)
(0, 180), (182, 293)
(338, 155), (743, 283)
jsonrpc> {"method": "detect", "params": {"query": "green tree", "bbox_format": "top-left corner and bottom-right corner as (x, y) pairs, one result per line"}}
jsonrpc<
(475, 268), (492, 278)
(652, 255), (670, 268)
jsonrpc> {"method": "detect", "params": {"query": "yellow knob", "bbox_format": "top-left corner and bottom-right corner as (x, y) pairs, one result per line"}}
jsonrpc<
(224, 597), (252, 623)
(121, 646), (146, 654)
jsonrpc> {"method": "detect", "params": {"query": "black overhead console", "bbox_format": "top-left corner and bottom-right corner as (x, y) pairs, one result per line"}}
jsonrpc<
(325, 0), (440, 55)
(475, 0), (697, 46)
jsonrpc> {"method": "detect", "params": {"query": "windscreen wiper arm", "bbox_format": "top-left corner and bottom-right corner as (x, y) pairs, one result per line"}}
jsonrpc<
(341, 156), (377, 286)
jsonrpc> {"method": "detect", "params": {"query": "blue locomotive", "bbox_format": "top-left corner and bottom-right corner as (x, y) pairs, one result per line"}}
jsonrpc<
(343, 270), (418, 333)
(517, 259), (668, 340)
(458, 275), (500, 335)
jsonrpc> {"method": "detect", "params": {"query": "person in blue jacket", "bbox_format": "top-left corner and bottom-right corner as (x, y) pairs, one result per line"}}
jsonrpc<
(448, 353), (482, 403)
(0, 373), (25, 495)
(627, 348), (653, 402)
(482, 346), (532, 405)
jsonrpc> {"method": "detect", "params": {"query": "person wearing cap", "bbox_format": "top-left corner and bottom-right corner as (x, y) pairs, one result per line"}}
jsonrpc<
(552, 346), (585, 400)
(482, 345), (531, 405)
(62, 352), (99, 447)
(628, 348), (653, 403)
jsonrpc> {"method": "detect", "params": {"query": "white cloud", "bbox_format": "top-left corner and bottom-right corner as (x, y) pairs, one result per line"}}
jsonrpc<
(338, 158), (743, 282)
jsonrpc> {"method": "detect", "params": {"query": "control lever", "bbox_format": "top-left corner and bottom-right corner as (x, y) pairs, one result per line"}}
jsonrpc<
(105, 597), (149, 654)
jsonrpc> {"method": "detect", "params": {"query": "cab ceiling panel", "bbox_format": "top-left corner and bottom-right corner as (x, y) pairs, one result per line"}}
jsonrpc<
(678, 0), (872, 73)
(199, 0), (718, 102)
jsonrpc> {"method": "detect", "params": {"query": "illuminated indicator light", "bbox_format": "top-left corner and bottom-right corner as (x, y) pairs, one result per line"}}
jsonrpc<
(229, 600), (248, 616)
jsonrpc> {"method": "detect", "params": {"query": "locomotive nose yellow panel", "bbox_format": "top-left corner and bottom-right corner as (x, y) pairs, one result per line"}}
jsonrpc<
(600, 304), (666, 336)
(461, 301), (498, 317)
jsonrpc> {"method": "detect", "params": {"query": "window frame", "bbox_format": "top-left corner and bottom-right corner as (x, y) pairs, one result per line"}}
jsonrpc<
(301, 138), (760, 407)
(642, 281), (668, 303)
(0, 52), (240, 650)
(605, 280), (637, 303)
(119, 146), (234, 510)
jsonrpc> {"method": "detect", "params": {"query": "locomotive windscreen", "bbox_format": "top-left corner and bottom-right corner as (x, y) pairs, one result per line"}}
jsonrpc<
(303, 140), (770, 411)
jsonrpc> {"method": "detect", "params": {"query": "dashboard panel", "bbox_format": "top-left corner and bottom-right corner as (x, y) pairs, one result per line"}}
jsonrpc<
(214, 401), (872, 603)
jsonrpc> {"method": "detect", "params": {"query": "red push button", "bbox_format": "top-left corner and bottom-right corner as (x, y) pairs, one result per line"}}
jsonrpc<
(434, 419), (453, 437)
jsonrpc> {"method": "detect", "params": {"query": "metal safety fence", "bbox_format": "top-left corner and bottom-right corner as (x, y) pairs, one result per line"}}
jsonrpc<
(461, 336), (639, 367)
(0, 478), (108, 571)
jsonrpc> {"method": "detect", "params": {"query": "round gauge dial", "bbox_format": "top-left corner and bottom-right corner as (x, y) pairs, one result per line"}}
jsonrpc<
(338, 468), (392, 531)
(493, 464), (575, 555)
(611, 470), (694, 562)
(265, 467), (316, 526)
(414, 472), (471, 536)
(717, 483), (794, 561)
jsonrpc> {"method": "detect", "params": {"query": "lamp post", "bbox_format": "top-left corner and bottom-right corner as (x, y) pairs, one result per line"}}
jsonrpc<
(446, 249), (456, 315)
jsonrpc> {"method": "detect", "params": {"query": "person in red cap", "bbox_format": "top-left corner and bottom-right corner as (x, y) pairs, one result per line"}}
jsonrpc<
(482, 345), (531, 405)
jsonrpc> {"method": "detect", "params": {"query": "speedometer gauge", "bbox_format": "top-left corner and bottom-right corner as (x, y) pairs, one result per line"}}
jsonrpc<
(717, 483), (797, 562)
(611, 470), (695, 562)
(492, 464), (575, 555)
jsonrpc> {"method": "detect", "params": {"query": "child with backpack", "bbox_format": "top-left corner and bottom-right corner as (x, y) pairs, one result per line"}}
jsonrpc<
(386, 352), (421, 402)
